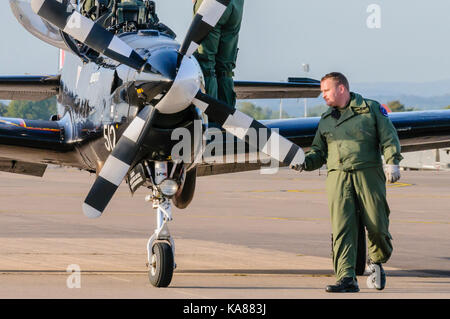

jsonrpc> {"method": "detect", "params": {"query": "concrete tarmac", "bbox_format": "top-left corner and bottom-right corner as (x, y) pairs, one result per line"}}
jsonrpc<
(0, 167), (449, 299)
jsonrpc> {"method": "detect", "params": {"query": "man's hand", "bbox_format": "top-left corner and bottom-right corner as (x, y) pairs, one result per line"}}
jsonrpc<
(290, 163), (305, 172)
(384, 164), (400, 183)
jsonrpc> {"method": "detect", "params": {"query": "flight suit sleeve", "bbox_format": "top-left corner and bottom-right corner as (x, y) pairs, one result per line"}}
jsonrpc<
(83, 0), (94, 11)
(304, 126), (328, 171)
(372, 102), (403, 165)
(82, 0), (95, 17)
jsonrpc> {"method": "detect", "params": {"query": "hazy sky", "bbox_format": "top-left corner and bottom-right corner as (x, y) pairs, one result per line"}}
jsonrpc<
(2, 0), (450, 84)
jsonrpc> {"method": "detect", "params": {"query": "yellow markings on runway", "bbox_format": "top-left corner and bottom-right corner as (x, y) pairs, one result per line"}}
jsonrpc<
(0, 209), (80, 215)
(300, 274), (334, 278)
(188, 214), (329, 223)
(389, 194), (450, 199)
(187, 214), (449, 226)
(0, 192), (135, 199)
(267, 217), (327, 222)
(391, 219), (450, 225)
(283, 189), (324, 193)
(2, 209), (446, 225)
(0, 182), (415, 202)
(106, 275), (131, 282)
(0, 193), (84, 198)
(205, 182), (412, 196)
(387, 182), (413, 188)
(205, 189), (326, 195)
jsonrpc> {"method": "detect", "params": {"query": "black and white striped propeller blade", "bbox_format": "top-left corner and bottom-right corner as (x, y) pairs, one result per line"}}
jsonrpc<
(179, 0), (230, 58)
(83, 106), (155, 218)
(31, 0), (153, 72)
(193, 92), (305, 168)
(153, 0), (232, 115)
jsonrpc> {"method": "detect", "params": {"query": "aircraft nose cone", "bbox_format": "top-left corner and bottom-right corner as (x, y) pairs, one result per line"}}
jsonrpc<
(155, 56), (202, 114)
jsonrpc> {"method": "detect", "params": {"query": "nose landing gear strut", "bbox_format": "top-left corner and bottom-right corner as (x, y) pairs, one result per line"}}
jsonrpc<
(145, 161), (177, 287)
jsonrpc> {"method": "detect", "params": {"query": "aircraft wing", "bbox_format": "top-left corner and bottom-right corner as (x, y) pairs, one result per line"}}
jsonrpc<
(234, 78), (321, 99)
(0, 116), (84, 177)
(197, 110), (450, 176)
(0, 157), (47, 177)
(0, 76), (319, 102)
(0, 75), (60, 101)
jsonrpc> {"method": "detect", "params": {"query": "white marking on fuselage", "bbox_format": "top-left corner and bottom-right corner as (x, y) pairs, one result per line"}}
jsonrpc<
(75, 66), (82, 89)
(90, 72), (100, 84)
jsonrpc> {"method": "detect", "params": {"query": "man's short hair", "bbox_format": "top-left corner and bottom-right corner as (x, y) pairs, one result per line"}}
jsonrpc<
(321, 72), (350, 91)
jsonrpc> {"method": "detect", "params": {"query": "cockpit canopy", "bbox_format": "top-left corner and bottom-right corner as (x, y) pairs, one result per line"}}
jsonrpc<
(9, 0), (71, 51)
(10, 0), (175, 63)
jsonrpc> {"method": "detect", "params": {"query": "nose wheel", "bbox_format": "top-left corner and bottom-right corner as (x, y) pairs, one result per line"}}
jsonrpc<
(146, 161), (177, 288)
(149, 241), (174, 287)
(146, 196), (176, 288)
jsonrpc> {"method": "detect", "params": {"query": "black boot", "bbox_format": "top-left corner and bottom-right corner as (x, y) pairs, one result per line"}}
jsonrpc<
(326, 277), (360, 293)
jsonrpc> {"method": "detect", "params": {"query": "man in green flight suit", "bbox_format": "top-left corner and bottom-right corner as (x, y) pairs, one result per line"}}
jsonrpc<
(292, 72), (403, 293)
(193, 0), (244, 108)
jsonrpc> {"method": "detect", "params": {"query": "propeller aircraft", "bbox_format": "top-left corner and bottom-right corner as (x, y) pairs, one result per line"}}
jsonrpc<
(1, 0), (449, 287)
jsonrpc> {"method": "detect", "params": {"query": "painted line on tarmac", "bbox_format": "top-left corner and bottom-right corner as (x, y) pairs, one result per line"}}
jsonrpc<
(387, 182), (413, 188)
(391, 219), (450, 225)
(187, 214), (449, 225)
(388, 194), (450, 199)
(106, 275), (131, 282)
(204, 182), (413, 195)
(187, 214), (327, 222)
(1, 209), (446, 225)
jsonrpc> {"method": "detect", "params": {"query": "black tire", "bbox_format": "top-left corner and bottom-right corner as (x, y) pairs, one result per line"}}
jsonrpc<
(148, 242), (174, 287)
(172, 167), (197, 209)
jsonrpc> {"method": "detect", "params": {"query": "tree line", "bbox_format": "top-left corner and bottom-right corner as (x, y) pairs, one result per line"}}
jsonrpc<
(237, 100), (425, 120)
(238, 102), (291, 120)
(0, 97), (57, 121)
(0, 98), (448, 122)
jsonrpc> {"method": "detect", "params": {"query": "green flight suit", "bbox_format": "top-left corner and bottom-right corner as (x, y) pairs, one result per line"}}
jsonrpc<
(304, 92), (403, 281)
(82, 0), (105, 20)
(83, 0), (95, 12)
(193, 0), (244, 107)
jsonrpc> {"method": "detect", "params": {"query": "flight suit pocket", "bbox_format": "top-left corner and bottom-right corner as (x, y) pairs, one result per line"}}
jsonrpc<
(360, 128), (374, 137)
(348, 113), (376, 140)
